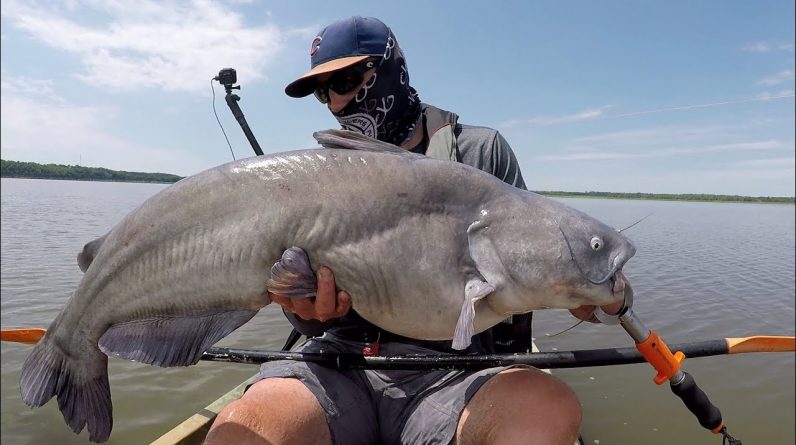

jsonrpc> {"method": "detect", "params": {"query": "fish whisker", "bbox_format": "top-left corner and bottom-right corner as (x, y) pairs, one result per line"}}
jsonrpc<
(618, 212), (653, 233)
(545, 319), (587, 338)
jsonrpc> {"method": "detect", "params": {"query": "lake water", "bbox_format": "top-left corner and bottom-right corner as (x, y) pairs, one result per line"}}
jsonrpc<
(1, 177), (793, 445)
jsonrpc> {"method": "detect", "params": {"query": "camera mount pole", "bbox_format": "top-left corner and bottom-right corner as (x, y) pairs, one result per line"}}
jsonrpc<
(224, 85), (263, 156)
(215, 69), (264, 156)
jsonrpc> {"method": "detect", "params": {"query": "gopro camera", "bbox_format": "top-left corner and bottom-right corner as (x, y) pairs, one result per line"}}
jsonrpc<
(215, 68), (237, 87)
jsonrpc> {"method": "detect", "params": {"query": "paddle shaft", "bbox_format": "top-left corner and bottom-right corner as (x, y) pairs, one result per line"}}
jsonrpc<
(2, 328), (792, 370)
(200, 338), (754, 370)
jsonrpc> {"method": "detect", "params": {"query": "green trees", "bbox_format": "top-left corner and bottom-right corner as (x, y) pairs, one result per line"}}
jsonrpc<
(1, 159), (792, 203)
(0, 159), (182, 184)
(535, 190), (794, 204)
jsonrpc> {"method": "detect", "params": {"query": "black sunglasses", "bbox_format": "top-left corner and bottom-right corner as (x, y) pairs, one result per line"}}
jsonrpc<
(314, 57), (380, 103)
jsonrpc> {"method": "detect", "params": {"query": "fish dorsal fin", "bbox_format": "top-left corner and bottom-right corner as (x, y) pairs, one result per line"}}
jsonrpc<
(313, 129), (420, 157)
(77, 233), (108, 273)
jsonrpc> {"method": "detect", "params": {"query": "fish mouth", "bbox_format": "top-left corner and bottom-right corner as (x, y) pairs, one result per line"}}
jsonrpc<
(610, 269), (634, 308)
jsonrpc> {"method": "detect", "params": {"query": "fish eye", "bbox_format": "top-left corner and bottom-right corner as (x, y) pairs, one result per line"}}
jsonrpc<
(590, 236), (603, 251)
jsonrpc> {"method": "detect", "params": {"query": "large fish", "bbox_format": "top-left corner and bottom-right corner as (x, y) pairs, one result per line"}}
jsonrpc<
(20, 130), (635, 442)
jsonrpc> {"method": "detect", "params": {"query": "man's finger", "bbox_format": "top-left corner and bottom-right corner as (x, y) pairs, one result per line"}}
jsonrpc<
(270, 294), (294, 312)
(335, 291), (352, 317)
(291, 298), (317, 320)
(314, 267), (337, 320)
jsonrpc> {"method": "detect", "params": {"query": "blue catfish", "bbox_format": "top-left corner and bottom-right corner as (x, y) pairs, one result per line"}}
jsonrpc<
(20, 130), (635, 442)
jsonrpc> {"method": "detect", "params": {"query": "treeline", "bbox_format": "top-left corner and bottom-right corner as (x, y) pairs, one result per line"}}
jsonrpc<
(0, 159), (183, 184)
(2, 159), (792, 203)
(536, 190), (794, 204)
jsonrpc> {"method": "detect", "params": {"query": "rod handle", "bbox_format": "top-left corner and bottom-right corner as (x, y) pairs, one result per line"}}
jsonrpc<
(636, 330), (685, 384)
(670, 371), (724, 433)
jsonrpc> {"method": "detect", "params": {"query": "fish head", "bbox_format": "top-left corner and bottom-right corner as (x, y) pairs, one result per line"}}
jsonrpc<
(553, 209), (636, 308)
(472, 195), (636, 313)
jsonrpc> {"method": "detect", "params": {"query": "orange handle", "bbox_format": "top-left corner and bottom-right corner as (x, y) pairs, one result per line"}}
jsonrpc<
(636, 330), (685, 384)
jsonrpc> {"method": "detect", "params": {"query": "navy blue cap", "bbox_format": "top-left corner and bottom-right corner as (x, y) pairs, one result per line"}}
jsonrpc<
(285, 16), (390, 98)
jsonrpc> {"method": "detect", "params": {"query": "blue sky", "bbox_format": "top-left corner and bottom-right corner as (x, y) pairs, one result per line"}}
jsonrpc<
(1, 0), (794, 196)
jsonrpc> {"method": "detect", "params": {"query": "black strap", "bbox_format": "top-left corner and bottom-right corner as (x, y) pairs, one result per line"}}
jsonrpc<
(280, 328), (303, 351)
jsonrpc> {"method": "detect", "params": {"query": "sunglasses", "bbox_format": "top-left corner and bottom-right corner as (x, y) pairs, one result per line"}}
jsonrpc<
(314, 58), (380, 103)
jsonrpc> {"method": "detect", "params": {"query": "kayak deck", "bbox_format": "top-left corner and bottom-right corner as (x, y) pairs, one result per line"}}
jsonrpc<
(149, 342), (583, 445)
(148, 375), (259, 445)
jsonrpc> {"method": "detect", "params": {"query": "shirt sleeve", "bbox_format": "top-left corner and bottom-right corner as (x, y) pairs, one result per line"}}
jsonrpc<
(489, 131), (528, 191)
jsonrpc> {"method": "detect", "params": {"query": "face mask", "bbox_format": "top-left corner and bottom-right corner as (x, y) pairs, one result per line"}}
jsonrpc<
(332, 32), (421, 146)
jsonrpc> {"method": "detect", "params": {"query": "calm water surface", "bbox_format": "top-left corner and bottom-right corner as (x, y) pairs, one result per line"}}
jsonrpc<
(1, 178), (794, 444)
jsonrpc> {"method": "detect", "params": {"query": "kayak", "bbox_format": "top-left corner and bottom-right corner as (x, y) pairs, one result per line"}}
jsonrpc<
(148, 374), (260, 445)
(147, 342), (585, 445)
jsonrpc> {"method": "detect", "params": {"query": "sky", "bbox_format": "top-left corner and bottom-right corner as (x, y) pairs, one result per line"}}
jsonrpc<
(1, 0), (794, 197)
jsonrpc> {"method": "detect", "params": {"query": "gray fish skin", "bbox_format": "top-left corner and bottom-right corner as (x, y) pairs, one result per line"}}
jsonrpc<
(20, 130), (635, 442)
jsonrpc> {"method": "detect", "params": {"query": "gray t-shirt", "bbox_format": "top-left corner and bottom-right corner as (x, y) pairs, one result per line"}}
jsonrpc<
(455, 124), (527, 191)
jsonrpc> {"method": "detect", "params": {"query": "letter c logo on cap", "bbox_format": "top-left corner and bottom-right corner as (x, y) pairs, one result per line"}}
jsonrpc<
(310, 36), (322, 57)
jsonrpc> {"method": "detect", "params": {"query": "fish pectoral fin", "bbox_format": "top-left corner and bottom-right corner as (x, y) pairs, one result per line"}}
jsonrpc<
(98, 309), (257, 367)
(77, 233), (109, 273)
(452, 278), (496, 350)
(266, 247), (318, 299)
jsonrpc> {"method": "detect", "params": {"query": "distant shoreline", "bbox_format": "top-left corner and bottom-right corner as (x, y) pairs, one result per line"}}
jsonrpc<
(538, 190), (794, 205)
(2, 176), (177, 184)
(1, 159), (183, 184)
(2, 159), (793, 204)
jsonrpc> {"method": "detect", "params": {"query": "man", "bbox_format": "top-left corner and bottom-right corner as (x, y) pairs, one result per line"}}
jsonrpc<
(206, 16), (595, 445)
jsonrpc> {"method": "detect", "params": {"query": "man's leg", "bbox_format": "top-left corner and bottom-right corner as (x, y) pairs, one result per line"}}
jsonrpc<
(454, 367), (582, 445)
(204, 378), (331, 445)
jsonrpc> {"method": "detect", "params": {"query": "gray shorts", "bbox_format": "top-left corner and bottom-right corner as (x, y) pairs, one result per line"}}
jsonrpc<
(254, 333), (518, 445)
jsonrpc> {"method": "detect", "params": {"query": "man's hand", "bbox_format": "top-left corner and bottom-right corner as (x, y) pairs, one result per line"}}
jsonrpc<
(269, 266), (352, 322)
(569, 301), (624, 324)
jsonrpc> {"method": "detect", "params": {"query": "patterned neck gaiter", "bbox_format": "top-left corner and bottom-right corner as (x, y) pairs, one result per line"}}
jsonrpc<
(332, 32), (421, 146)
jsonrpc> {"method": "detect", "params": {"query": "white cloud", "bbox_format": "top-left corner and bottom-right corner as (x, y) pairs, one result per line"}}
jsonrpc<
(0, 73), (211, 175)
(0, 74), (63, 102)
(499, 107), (610, 128)
(742, 42), (772, 53)
(742, 41), (795, 53)
(757, 70), (795, 86)
(1, 0), (284, 94)
(757, 89), (796, 99)
(731, 157), (795, 168)
(500, 95), (795, 130)
(536, 140), (792, 162)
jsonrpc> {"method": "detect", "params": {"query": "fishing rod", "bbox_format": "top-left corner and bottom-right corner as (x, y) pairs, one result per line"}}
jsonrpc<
(593, 302), (758, 444)
(199, 336), (794, 370)
(2, 328), (792, 369)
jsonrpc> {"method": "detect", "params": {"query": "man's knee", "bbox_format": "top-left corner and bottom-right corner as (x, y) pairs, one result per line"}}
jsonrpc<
(456, 367), (582, 445)
(204, 377), (331, 445)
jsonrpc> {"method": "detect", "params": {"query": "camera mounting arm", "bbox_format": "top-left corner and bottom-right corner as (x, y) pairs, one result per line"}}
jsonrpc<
(214, 68), (264, 156)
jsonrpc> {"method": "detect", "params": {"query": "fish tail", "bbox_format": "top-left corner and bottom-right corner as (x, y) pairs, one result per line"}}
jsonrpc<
(20, 335), (112, 443)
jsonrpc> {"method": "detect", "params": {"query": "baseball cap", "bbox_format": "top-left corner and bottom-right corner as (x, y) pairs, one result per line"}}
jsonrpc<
(284, 16), (390, 98)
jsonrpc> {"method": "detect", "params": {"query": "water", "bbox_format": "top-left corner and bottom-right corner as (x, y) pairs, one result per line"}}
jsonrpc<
(1, 178), (793, 445)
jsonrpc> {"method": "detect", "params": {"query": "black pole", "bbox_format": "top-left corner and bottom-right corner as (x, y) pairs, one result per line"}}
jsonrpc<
(200, 339), (732, 370)
(224, 89), (264, 156)
(214, 67), (264, 156)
